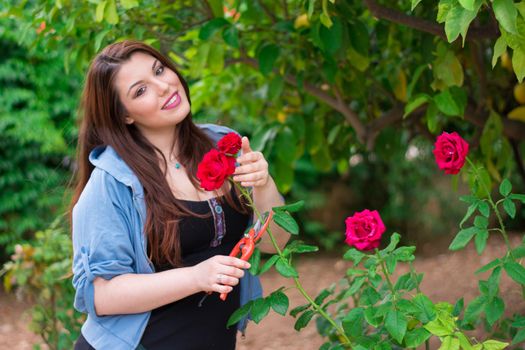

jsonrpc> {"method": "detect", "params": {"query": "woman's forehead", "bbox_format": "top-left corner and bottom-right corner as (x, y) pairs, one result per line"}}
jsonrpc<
(115, 52), (157, 93)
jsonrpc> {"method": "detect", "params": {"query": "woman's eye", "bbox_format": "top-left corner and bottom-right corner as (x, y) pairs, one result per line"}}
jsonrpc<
(156, 66), (164, 75)
(135, 87), (145, 97)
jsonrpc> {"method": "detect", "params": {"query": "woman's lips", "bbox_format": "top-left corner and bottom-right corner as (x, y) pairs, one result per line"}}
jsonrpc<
(162, 92), (181, 110)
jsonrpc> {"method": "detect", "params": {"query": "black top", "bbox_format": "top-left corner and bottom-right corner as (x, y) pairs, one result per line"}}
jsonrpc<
(74, 186), (251, 350)
(139, 185), (251, 350)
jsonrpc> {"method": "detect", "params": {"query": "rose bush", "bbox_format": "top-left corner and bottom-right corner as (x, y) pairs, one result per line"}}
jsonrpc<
(216, 131), (525, 350)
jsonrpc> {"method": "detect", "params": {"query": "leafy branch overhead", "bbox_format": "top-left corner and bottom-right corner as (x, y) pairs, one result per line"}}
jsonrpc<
(9, 0), (525, 193)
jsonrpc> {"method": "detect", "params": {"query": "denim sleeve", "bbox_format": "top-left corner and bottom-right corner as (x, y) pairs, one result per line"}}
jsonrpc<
(71, 170), (135, 317)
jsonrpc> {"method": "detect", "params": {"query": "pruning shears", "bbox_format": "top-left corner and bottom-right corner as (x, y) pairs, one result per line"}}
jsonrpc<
(198, 211), (274, 307)
(219, 210), (274, 301)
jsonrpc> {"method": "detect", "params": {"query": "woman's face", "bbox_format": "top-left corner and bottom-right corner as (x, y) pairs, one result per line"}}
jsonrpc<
(114, 51), (190, 133)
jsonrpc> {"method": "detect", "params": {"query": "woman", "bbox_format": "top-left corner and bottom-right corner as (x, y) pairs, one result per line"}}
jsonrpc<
(71, 40), (289, 350)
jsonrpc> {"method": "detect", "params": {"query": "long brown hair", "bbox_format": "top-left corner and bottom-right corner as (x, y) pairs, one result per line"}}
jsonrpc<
(71, 40), (251, 268)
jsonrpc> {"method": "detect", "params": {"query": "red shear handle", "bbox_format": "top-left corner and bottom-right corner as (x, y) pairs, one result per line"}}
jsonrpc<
(220, 240), (255, 301)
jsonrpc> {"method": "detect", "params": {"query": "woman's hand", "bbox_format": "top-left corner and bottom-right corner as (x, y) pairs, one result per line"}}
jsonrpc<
(233, 137), (269, 188)
(192, 255), (250, 294)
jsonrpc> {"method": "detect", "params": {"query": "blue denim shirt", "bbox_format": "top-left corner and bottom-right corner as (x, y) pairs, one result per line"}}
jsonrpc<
(72, 123), (262, 350)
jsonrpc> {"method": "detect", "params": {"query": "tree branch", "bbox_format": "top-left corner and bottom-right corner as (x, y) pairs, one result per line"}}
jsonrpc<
(362, 0), (499, 42)
(463, 104), (525, 141)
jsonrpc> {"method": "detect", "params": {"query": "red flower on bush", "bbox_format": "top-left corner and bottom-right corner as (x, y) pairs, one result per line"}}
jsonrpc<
(197, 149), (236, 191)
(217, 132), (242, 155)
(344, 209), (386, 251)
(433, 132), (469, 175)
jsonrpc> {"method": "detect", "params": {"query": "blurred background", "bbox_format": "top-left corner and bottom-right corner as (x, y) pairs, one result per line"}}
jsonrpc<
(0, 0), (524, 349)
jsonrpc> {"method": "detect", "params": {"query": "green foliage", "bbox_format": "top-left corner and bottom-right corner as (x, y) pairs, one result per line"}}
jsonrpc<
(0, 31), (79, 262)
(1, 219), (84, 350)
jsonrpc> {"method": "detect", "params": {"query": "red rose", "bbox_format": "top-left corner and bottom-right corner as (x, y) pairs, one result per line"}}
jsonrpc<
(344, 209), (386, 251)
(197, 149), (236, 191)
(217, 132), (242, 155)
(433, 132), (469, 175)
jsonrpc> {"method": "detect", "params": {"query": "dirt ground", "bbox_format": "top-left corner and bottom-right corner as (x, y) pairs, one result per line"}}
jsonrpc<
(1, 234), (524, 350)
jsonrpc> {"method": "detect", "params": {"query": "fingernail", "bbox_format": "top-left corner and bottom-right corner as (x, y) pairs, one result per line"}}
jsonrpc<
(246, 263), (251, 268)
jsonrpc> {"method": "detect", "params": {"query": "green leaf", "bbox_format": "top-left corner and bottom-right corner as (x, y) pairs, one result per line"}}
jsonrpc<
(405, 327), (431, 347)
(319, 17), (342, 55)
(268, 75), (284, 101)
(199, 18), (229, 40)
(503, 198), (516, 218)
(474, 229), (488, 255)
(492, 37), (508, 68)
(273, 210), (299, 235)
(453, 297), (464, 316)
(259, 254), (279, 274)
(385, 309), (407, 343)
(104, 0), (119, 25)
(384, 233), (401, 253)
(275, 258), (298, 278)
(439, 336), (460, 350)
(411, 0), (423, 11)
(474, 216), (488, 228)
(512, 328), (525, 345)
(513, 48), (525, 83)
(445, 2), (480, 45)
(314, 288), (333, 305)
(485, 296), (504, 326)
(478, 201), (490, 217)
(270, 291), (289, 316)
(207, 44), (224, 74)
(510, 193), (525, 203)
(289, 303), (310, 317)
(499, 178), (512, 196)
(273, 200), (304, 213)
(207, 0), (224, 17)
(294, 309), (315, 331)
(258, 44), (280, 76)
(227, 300), (253, 327)
(449, 227), (477, 250)
(433, 43), (465, 87)
(503, 261), (525, 285)
(464, 295), (486, 324)
(493, 0), (518, 34)
(481, 339), (509, 350)
(434, 87), (467, 116)
(342, 307), (364, 338)
(121, 0), (139, 9)
(222, 25), (239, 48)
(460, 202), (478, 227)
(347, 276), (366, 296)
(274, 126), (296, 163)
(413, 293), (437, 324)
(251, 297), (270, 324)
(283, 240), (318, 256)
(393, 246), (416, 262)
(343, 248), (366, 264)
(248, 247), (261, 275)
(458, 0), (476, 11)
(425, 319), (453, 337)
(95, 0), (107, 22)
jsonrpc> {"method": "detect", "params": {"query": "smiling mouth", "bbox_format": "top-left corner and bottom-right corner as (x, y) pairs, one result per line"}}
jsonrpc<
(162, 91), (181, 110)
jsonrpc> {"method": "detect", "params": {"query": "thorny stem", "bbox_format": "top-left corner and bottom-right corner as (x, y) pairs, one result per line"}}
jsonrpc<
(465, 158), (514, 259)
(232, 180), (353, 347)
(375, 249), (397, 302)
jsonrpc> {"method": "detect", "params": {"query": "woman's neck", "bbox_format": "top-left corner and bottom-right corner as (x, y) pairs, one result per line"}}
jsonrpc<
(138, 125), (179, 162)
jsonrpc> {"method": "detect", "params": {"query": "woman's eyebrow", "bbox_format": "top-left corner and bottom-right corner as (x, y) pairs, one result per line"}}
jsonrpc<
(126, 59), (159, 97)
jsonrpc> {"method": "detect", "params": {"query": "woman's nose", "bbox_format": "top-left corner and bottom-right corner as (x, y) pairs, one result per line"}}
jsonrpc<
(153, 78), (169, 95)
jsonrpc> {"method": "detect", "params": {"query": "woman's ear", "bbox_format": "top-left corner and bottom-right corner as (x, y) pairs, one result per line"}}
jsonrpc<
(124, 116), (134, 124)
